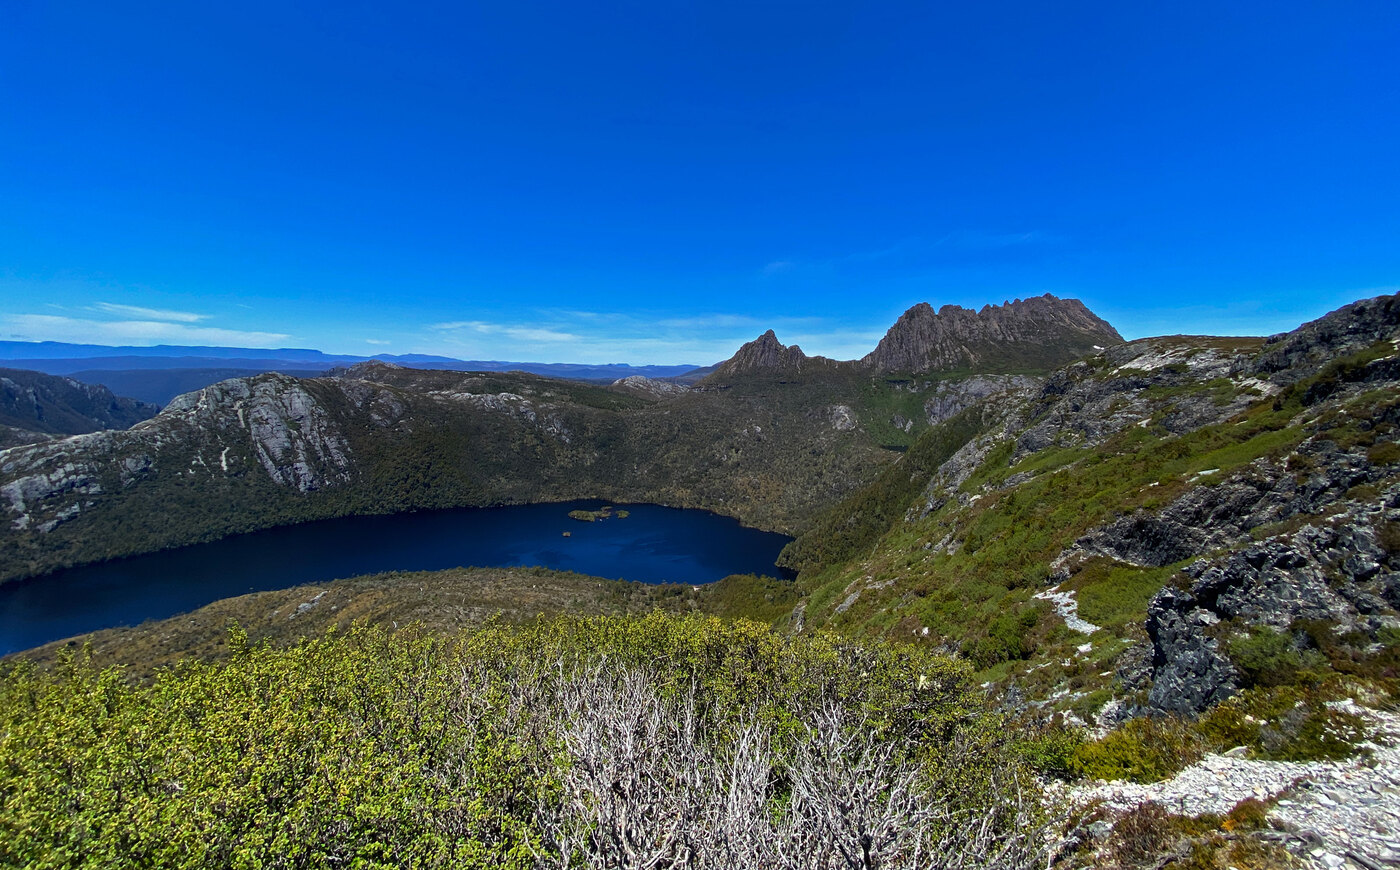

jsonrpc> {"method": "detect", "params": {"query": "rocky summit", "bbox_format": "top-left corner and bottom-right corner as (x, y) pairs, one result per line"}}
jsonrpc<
(703, 329), (828, 380)
(704, 293), (1124, 382)
(860, 293), (1124, 374)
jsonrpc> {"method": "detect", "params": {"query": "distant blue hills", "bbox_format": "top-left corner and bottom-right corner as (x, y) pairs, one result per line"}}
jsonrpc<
(0, 340), (465, 364)
(0, 341), (701, 406)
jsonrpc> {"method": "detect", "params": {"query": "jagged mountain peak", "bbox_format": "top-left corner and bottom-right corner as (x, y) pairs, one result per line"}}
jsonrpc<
(861, 293), (1123, 374)
(705, 330), (816, 380)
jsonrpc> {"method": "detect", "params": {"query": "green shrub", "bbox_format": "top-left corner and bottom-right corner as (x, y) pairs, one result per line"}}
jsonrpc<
(1223, 797), (1268, 832)
(1013, 723), (1085, 779)
(1198, 685), (1372, 761)
(1226, 627), (1328, 688)
(0, 614), (1054, 870)
(963, 606), (1041, 668)
(1071, 715), (1204, 783)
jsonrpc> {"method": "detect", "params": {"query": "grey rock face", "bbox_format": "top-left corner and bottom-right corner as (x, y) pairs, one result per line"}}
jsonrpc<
(1254, 292), (1400, 385)
(0, 429), (123, 533)
(163, 376), (353, 492)
(610, 376), (690, 398)
(705, 330), (837, 380)
(923, 375), (1041, 426)
(861, 294), (1123, 374)
(1146, 585), (1241, 715)
(431, 389), (573, 444)
(824, 405), (858, 432)
(1015, 339), (1268, 461)
(1073, 445), (1379, 570)
(0, 374), (367, 535)
(1146, 501), (1400, 715)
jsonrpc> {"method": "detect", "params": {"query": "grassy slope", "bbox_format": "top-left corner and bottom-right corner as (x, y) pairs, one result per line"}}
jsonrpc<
(789, 337), (1400, 716)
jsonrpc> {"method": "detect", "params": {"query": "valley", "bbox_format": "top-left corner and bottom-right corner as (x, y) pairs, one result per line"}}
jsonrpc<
(3, 291), (1398, 869)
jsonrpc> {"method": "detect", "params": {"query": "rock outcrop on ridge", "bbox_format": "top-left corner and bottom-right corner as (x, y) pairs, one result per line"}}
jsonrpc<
(705, 294), (1124, 383)
(860, 293), (1124, 374)
(1147, 503), (1400, 716)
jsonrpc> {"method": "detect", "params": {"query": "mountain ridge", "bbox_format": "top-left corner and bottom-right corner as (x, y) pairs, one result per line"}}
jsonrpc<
(704, 293), (1123, 384)
(860, 293), (1123, 373)
(0, 368), (159, 448)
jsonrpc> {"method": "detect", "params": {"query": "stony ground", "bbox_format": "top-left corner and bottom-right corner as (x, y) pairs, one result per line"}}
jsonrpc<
(1068, 704), (1400, 868)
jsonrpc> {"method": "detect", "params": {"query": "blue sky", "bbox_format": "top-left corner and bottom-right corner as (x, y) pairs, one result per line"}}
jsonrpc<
(1, 1), (1396, 365)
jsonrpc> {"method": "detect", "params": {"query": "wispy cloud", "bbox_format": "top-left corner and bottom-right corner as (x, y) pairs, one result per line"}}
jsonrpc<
(364, 338), (391, 346)
(657, 313), (766, 329)
(932, 230), (1058, 249)
(431, 320), (578, 343)
(1, 314), (291, 347)
(91, 302), (209, 323)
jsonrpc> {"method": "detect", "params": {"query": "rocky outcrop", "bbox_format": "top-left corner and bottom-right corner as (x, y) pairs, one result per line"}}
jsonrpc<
(0, 367), (158, 436)
(704, 331), (834, 381)
(1145, 584), (1242, 715)
(0, 374), (369, 539)
(0, 429), (124, 534)
(1146, 497), (1400, 715)
(610, 376), (690, 399)
(923, 375), (1041, 426)
(162, 376), (354, 492)
(861, 294), (1123, 375)
(1071, 442), (1381, 570)
(1014, 337), (1270, 460)
(1254, 292), (1400, 385)
(703, 295), (1122, 383)
(432, 390), (573, 444)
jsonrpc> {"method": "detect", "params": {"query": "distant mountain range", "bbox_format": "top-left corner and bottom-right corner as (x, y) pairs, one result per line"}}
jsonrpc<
(0, 342), (702, 405)
(0, 342), (468, 364)
(0, 293), (1128, 410)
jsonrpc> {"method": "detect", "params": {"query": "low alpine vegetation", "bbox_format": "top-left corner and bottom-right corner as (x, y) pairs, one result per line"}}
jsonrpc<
(0, 613), (1057, 870)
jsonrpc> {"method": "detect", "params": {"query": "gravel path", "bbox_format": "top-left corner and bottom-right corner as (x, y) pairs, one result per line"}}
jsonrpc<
(1068, 704), (1400, 868)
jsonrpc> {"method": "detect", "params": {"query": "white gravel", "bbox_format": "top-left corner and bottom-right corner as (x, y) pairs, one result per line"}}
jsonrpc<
(1066, 704), (1400, 869)
(1034, 584), (1100, 634)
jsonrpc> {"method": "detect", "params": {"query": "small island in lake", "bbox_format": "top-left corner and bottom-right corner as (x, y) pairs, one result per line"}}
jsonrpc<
(567, 506), (630, 522)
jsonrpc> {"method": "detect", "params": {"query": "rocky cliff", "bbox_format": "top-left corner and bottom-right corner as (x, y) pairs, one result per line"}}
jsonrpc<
(704, 295), (1122, 383)
(860, 293), (1124, 374)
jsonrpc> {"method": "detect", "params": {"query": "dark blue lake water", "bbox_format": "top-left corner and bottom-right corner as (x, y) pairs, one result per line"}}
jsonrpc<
(0, 501), (793, 656)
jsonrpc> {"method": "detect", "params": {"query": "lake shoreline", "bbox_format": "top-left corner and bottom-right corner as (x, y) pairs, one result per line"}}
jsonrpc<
(0, 501), (793, 656)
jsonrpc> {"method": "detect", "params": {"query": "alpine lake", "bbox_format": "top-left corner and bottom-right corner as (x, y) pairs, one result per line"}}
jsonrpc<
(0, 501), (793, 656)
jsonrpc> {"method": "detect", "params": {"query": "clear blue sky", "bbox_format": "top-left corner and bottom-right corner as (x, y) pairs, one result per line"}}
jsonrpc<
(2, 1), (1396, 364)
